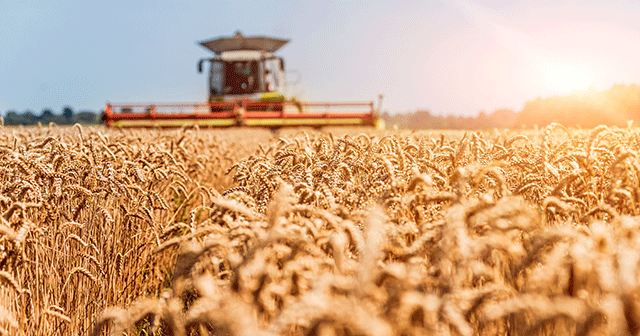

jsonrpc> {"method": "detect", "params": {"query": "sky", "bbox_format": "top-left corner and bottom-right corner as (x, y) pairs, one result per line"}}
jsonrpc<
(2, 0), (640, 117)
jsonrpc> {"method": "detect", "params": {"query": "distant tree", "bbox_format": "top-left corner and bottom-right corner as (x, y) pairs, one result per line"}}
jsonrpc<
(23, 110), (37, 124)
(489, 109), (517, 128)
(74, 111), (100, 124)
(62, 106), (74, 120)
(40, 108), (54, 121)
(5, 110), (21, 125)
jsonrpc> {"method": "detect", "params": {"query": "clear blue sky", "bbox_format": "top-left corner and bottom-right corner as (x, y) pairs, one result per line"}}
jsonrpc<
(2, 0), (640, 116)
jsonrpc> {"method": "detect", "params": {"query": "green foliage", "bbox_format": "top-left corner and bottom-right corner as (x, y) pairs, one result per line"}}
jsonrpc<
(40, 108), (54, 120)
(62, 106), (74, 120)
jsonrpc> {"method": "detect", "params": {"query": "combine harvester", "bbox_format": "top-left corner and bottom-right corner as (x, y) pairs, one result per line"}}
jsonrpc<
(103, 32), (382, 128)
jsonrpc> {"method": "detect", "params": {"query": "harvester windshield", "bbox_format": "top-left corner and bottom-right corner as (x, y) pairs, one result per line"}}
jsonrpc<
(227, 61), (258, 94)
(208, 58), (283, 96)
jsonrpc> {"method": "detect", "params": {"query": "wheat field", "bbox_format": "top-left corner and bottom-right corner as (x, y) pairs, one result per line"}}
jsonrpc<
(0, 123), (639, 336)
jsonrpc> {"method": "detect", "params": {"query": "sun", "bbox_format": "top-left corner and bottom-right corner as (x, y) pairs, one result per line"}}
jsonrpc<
(540, 59), (595, 95)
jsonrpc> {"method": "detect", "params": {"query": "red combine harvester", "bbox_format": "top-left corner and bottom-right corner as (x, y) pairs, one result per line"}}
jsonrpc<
(102, 32), (382, 128)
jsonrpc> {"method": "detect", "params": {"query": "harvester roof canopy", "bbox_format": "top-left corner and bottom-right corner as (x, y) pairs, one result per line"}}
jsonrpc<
(199, 31), (289, 55)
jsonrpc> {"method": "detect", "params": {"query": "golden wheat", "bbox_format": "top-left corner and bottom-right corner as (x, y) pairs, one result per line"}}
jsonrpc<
(2, 124), (640, 335)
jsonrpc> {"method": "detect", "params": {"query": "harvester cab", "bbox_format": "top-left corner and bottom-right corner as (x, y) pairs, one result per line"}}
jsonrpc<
(197, 31), (289, 104)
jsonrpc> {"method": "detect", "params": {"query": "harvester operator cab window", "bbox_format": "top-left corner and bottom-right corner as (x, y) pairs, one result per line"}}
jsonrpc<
(209, 61), (223, 96)
(224, 61), (258, 94)
(263, 57), (283, 93)
(265, 69), (273, 92)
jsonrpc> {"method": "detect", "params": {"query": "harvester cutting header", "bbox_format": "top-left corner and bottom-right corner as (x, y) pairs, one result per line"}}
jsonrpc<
(103, 32), (381, 128)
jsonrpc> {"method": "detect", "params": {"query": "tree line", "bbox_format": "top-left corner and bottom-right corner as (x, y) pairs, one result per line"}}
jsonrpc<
(383, 84), (640, 130)
(1, 107), (101, 126)
(382, 108), (518, 130)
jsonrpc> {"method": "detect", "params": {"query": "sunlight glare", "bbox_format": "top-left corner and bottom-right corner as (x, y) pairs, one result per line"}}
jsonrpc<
(541, 60), (595, 95)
